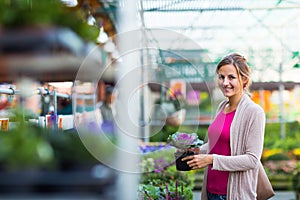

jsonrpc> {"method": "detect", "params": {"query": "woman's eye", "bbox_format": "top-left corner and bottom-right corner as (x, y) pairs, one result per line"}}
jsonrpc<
(228, 75), (235, 80)
(218, 75), (224, 80)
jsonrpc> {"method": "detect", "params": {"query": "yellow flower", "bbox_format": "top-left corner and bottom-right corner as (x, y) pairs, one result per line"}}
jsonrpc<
(263, 149), (283, 159)
(293, 148), (300, 156)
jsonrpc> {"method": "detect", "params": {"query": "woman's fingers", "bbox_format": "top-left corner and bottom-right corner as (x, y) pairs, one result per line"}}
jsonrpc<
(181, 154), (211, 170)
(181, 155), (194, 161)
(182, 155), (208, 169)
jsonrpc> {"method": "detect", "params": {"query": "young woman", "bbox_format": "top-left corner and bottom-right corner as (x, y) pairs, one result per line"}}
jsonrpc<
(182, 53), (266, 199)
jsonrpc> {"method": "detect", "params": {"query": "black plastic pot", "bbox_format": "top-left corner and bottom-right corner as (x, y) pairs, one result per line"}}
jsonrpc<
(174, 150), (195, 171)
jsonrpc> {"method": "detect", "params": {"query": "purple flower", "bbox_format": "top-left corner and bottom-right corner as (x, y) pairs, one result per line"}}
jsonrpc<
(153, 158), (169, 173)
(167, 132), (203, 150)
(178, 133), (189, 140)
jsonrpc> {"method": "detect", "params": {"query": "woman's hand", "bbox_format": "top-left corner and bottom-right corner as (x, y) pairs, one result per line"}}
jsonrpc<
(181, 154), (213, 170)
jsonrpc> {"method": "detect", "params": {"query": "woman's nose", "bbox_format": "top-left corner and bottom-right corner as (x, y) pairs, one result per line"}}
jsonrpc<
(223, 77), (230, 85)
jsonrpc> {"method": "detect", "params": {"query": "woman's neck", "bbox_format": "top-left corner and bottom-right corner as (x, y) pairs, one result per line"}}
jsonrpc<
(225, 93), (243, 113)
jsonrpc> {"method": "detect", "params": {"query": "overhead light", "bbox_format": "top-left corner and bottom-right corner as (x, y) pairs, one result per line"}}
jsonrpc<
(97, 27), (109, 43)
(87, 14), (96, 26)
(60, 0), (78, 7)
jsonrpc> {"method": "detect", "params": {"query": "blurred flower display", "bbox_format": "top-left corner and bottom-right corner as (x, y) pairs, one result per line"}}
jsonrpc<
(138, 140), (171, 154)
(264, 160), (298, 175)
(138, 148), (194, 199)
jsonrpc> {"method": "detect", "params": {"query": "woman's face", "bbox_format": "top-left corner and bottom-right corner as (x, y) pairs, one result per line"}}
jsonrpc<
(217, 64), (244, 98)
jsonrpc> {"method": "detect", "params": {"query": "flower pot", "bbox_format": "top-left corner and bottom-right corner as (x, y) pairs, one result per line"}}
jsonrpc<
(174, 150), (195, 171)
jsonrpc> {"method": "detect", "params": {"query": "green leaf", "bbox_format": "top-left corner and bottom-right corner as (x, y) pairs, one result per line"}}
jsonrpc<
(292, 51), (299, 59)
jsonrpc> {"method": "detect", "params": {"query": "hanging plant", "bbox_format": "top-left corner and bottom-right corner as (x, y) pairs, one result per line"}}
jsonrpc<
(0, 0), (99, 42)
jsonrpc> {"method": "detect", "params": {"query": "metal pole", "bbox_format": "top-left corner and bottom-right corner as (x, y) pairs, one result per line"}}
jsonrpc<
(116, 0), (140, 199)
(278, 63), (286, 139)
(0, 87), (71, 100)
(72, 83), (77, 128)
(53, 88), (57, 115)
(0, 88), (18, 95)
(139, 0), (150, 143)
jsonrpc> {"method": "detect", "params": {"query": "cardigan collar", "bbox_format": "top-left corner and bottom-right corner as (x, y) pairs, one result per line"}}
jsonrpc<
(218, 93), (251, 113)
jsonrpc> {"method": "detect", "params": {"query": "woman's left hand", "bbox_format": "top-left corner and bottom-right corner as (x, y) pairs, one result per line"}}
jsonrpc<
(181, 154), (213, 170)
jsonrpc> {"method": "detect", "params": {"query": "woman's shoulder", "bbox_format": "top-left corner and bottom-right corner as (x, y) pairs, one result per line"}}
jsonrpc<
(242, 94), (265, 114)
(217, 99), (229, 111)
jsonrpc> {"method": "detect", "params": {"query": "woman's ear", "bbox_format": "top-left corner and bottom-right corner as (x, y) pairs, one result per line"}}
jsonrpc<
(242, 76), (249, 88)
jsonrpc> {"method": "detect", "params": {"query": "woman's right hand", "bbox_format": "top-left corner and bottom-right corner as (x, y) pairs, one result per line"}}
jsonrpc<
(182, 154), (213, 170)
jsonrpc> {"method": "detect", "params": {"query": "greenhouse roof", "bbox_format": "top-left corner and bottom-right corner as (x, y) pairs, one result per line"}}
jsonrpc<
(64, 0), (300, 82)
(137, 0), (300, 82)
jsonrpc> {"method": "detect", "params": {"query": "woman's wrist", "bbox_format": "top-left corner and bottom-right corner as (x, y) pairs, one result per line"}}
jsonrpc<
(209, 154), (214, 165)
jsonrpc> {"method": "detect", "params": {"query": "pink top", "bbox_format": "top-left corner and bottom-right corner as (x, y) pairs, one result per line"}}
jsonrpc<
(206, 109), (235, 195)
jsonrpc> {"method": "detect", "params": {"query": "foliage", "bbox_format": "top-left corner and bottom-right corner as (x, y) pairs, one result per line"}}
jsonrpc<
(262, 122), (300, 160)
(140, 148), (175, 172)
(138, 148), (195, 199)
(167, 132), (203, 150)
(262, 149), (284, 160)
(0, 108), (102, 171)
(150, 120), (300, 151)
(198, 92), (213, 113)
(0, 122), (55, 170)
(150, 125), (180, 142)
(0, 0), (99, 42)
(292, 162), (300, 191)
(264, 153), (290, 161)
(264, 122), (300, 150)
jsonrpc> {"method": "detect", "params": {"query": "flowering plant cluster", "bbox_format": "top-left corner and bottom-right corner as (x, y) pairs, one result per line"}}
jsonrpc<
(264, 160), (297, 175)
(138, 148), (195, 199)
(167, 132), (203, 150)
(138, 141), (170, 154)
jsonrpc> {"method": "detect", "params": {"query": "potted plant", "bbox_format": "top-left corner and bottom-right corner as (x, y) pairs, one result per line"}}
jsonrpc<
(167, 132), (203, 171)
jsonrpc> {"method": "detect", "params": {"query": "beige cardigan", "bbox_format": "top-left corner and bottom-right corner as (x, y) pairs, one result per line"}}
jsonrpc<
(200, 94), (266, 200)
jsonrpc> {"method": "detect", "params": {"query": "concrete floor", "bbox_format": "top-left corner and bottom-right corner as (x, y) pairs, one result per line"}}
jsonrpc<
(193, 191), (296, 200)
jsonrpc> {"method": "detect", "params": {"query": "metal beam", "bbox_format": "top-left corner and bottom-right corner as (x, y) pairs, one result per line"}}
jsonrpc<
(142, 5), (300, 12)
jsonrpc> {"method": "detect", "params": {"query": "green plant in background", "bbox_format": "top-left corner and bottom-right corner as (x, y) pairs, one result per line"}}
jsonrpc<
(150, 125), (179, 142)
(261, 122), (300, 191)
(198, 92), (212, 113)
(0, 108), (55, 170)
(0, 0), (99, 42)
(0, 108), (105, 171)
(265, 153), (290, 161)
(264, 122), (300, 151)
(138, 148), (195, 199)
